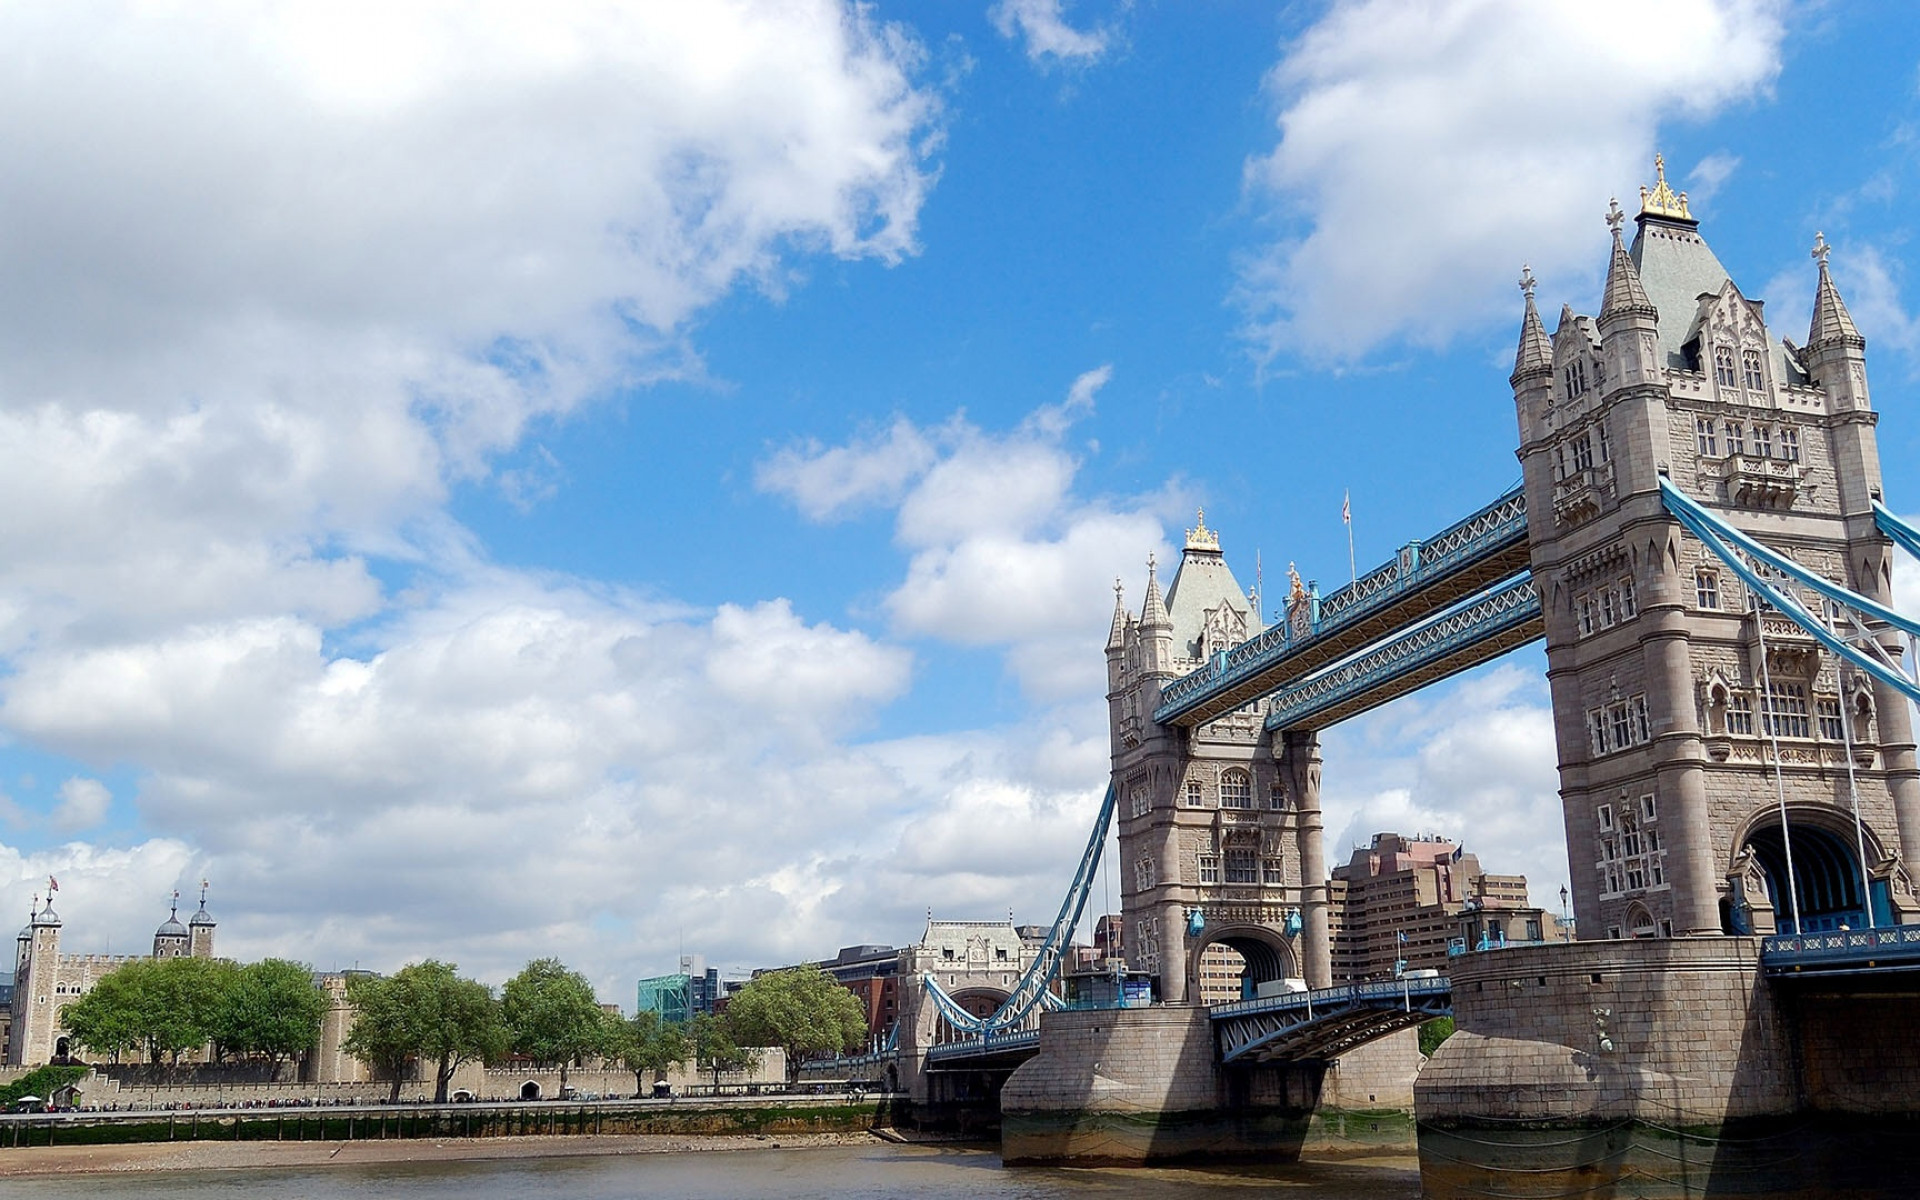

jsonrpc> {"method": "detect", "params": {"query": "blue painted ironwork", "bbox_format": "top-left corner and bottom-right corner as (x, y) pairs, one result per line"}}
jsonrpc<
(1154, 486), (1529, 726)
(1211, 976), (1452, 1063)
(1262, 576), (1543, 732)
(1660, 478), (1920, 707)
(1762, 925), (1920, 976)
(924, 1028), (1040, 1064)
(1875, 501), (1920, 567)
(921, 783), (1116, 1035)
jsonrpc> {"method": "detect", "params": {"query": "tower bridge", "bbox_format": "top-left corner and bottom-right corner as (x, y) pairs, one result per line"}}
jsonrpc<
(889, 162), (1920, 1170)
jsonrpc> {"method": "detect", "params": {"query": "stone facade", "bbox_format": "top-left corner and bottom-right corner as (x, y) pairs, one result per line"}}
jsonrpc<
(1107, 516), (1329, 1000)
(1511, 163), (1920, 941)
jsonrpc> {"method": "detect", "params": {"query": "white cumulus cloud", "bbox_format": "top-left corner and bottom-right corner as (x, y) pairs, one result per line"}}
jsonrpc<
(1241, 0), (1785, 363)
(989, 0), (1110, 64)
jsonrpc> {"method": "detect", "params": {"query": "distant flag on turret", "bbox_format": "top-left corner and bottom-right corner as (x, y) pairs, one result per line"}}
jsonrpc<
(47, 876), (57, 893)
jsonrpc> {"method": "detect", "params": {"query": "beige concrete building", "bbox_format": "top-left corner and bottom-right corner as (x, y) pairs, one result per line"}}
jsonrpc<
(1327, 832), (1563, 980)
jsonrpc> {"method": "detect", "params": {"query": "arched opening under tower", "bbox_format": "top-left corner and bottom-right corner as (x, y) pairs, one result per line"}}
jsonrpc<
(520, 1080), (543, 1101)
(1187, 924), (1296, 1004)
(1738, 814), (1877, 935)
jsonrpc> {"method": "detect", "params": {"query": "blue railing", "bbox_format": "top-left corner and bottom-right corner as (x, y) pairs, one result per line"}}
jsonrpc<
(1209, 974), (1452, 1021)
(1154, 487), (1528, 724)
(924, 1029), (1041, 1062)
(1762, 925), (1920, 973)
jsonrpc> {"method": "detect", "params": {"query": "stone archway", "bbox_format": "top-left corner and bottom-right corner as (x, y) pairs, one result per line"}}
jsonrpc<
(933, 987), (1011, 1044)
(520, 1080), (543, 1101)
(1186, 923), (1296, 1004)
(1733, 806), (1884, 935)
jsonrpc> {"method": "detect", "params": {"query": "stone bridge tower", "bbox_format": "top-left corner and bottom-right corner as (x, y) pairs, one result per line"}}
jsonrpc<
(1512, 160), (1920, 940)
(1107, 514), (1331, 1003)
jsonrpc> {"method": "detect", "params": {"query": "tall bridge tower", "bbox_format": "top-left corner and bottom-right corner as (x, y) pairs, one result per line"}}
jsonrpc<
(1513, 160), (1920, 939)
(1107, 515), (1329, 1003)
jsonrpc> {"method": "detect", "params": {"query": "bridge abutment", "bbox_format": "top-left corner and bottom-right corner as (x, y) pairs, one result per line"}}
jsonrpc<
(1001, 1005), (1419, 1165)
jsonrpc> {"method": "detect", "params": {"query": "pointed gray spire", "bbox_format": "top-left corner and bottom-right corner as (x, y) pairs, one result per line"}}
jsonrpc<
(1140, 554), (1170, 629)
(1807, 232), (1864, 352)
(1600, 200), (1655, 321)
(1106, 579), (1127, 652)
(1510, 266), (1552, 383)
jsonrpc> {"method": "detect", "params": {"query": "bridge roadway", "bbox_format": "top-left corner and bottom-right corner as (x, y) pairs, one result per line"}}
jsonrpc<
(1153, 486), (1535, 730)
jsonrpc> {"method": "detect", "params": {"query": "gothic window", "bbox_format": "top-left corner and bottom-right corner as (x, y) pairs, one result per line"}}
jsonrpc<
(1578, 596), (1596, 636)
(1588, 709), (1609, 757)
(1714, 346), (1738, 387)
(1742, 348), (1765, 391)
(1572, 432), (1594, 473)
(1219, 770), (1252, 809)
(1695, 417), (1718, 457)
(1263, 858), (1285, 884)
(1268, 785), (1287, 811)
(1631, 696), (1651, 743)
(1727, 693), (1755, 735)
(1198, 855), (1220, 884)
(1762, 683), (1811, 739)
(1563, 360), (1588, 398)
(1754, 424), (1773, 458)
(1130, 785), (1151, 819)
(1641, 794), (1657, 822)
(1225, 849), (1258, 884)
(1817, 696), (1845, 741)
(1695, 569), (1720, 609)
(1597, 803), (1614, 831)
(1599, 587), (1617, 628)
(1780, 426), (1801, 462)
(1610, 703), (1633, 751)
(1185, 779), (1204, 807)
(1620, 577), (1637, 618)
(1596, 422), (1611, 463)
(1725, 421), (1745, 456)
(1135, 856), (1156, 891)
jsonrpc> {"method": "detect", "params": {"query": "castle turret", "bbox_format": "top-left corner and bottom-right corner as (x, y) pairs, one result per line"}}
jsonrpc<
(1138, 555), (1173, 679)
(153, 892), (190, 959)
(1597, 198), (1660, 402)
(188, 883), (216, 958)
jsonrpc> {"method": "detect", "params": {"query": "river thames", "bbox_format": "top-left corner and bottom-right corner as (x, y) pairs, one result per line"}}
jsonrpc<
(11, 1142), (1422, 1198)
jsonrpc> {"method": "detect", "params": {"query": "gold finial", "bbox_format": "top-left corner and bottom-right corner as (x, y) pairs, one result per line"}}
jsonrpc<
(1637, 152), (1693, 221)
(1184, 507), (1220, 552)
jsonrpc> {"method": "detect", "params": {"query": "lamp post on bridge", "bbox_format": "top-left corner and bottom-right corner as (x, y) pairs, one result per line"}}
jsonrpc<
(1560, 886), (1572, 942)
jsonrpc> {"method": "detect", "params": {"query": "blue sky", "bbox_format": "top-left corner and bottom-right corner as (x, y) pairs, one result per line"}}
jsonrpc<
(0, 0), (1916, 999)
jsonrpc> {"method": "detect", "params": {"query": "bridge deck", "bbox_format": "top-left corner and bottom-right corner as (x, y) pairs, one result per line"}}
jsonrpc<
(1156, 487), (1529, 728)
(1211, 978), (1452, 1063)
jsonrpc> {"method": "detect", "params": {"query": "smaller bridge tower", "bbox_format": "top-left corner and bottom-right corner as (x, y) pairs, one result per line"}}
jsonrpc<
(1513, 160), (1920, 941)
(1107, 515), (1330, 1002)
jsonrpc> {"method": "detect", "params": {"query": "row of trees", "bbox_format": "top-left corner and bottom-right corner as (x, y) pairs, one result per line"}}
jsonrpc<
(59, 951), (871, 1104)
(61, 957), (328, 1067)
(344, 959), (868, 1103)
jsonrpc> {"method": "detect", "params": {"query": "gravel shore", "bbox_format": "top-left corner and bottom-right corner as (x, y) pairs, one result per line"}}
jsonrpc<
(0, 1129), (888, 1177)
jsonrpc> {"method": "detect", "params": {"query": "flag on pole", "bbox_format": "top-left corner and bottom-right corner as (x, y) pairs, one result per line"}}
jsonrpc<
(1343, 490), (1357, 586)
(47, 876), (58, 893)
(1342, 490), (1351, 525)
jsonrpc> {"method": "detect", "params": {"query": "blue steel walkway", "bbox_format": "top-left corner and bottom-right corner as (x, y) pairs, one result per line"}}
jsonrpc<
(1211, 977), (1452, 1064)
(1762, 926), (1920, 979)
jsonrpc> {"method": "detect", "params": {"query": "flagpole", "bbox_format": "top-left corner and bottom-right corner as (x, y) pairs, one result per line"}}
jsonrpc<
(1344, 490), (1356, 586)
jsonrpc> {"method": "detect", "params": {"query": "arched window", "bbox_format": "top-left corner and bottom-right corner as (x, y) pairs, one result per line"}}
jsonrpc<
(1742, 348), (1765, 391)
(1220, 770), (1252, 809)
(1714, 346), (1737, 387)
(1135, 856), (1155, 891)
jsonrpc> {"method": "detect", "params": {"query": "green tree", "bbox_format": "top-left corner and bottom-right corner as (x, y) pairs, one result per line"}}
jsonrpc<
(213, 959), (328, 1069)
(344, 961), (507, 1103)
(721, 966), (865, 1083)
(691, 1012), (757, 1088)
(618, 1010), (689, 1096)
(501, 957), (614, 1094)
(58, 970), (144, 1063)
(59, 957), (235, 1065)
(1419, 1016), (1455, 1058)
